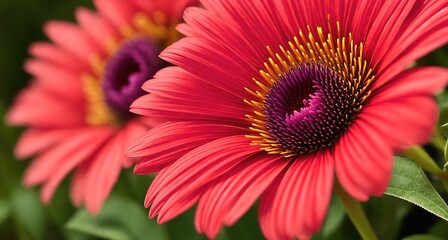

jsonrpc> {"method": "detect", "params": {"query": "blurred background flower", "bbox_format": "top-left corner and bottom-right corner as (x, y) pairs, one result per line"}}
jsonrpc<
(0, 0), (199, 239)
(6, 0), (198, 216)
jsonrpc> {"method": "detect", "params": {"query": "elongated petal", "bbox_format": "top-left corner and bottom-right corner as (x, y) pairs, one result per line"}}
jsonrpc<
(44, 21), (101, 64)
(259, 151), (334, 239)
(24, 60), (84, 103)
(372, 1), (448, 89)
(75, 7), (119, 50)
(70, 160), (91, 206)
(373, 67), (448, 100)
(15, 129), (78, 158)
(335, 119), (393, 201)
(7, 85), (85, 128)
(28, 43), (88, 72)
(195, 154), (288, 238)
(93, 0), (138, 29)
(29, 128), (114, 203)
(132, 67), (248, 123)
(146, 135), (259, 221)
(23, 127), (112, 186)
(84, 135), (122, 214)
(131, 121), (246, 174)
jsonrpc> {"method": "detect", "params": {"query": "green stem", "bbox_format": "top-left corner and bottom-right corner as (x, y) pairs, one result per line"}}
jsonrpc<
(432, 127), (447, 153)
(405, 146), (442, 175)
(405, 146), (448, 193)
(429, 137), (445, 153)
(334, 182), (378, 240)
(443, 181), (448, 194)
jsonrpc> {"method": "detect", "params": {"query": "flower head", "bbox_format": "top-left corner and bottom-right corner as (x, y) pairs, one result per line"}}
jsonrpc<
(128, 0), (448, 239)
(7, 0), (198, 214)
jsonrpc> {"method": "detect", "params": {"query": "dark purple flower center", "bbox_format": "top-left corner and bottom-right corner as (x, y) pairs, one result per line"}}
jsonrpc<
(103, 38), (159, 116)
(264, 63), (357, 154)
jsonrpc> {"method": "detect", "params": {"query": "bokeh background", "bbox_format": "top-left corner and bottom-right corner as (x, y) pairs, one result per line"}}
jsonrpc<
(1, 1), (448, 239)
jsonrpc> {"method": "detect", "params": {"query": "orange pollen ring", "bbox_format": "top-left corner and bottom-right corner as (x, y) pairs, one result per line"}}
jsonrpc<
(244, 22), (375, 158)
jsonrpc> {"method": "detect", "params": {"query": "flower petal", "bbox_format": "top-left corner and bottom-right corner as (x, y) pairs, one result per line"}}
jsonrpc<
(70, 160), (91, 206)
(44, 21), (101, 64)
(195, 154), (288, 238)
(365, 0), (417, 67)
(130, 121), (246, 174)
(15, 129), (77, 159)
(75, 7), (119, 50)
(365, 96), (438, 151)
(7, 85), (85, 128)
(132, 0), (198, 22)
(28, 42), (87, 72)
(372, 67), (448, 101)
(146, 135), (259, 222)
(24, 59), (84, 103)
(335, 118), (393, 201)
(372, 1), (448, 89)
(259, 151), (334, 239)
(27, 127), (114, 203)
(79, 120), (148, 213)
(132, 67), (248, 123)
(84, 134), (123, 214)
(93, 0), (138, 29)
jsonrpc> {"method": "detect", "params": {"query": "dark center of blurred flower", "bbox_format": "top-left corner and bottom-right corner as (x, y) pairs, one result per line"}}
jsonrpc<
(264, 63), (357, 154)
(103, 38), (159, 116)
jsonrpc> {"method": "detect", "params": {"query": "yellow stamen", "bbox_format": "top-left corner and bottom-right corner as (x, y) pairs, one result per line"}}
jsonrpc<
(244, 21), (375, 157)
(82, 73), (116, 126)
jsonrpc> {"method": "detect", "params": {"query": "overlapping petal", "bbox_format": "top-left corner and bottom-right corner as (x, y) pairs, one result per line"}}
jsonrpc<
(146, 135), (259, 220)
(259, 152), (333, 239)
(195, 154), (288, 238)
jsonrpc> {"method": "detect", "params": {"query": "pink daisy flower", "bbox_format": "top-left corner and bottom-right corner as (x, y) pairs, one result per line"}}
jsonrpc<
(7, 0), (198, 214)
(128, 0), (448, 239)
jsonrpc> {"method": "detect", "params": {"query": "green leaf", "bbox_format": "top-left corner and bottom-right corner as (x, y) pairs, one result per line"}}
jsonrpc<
(402, 234), (444, 240)
(385, 157), (448, 221)
(0, 198), (10, 225)
(62, 229), (93, 240)
(10, 188), (46, 240)
(313, 196), (346, 240)
(321, 196), (345, 236)
(66, 195), (168, 240)
(165, 208), (206, 240)
(224, 203), (263, 240)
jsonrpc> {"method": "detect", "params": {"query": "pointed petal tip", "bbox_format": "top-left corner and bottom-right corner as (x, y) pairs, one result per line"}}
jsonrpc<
(43, 20), (67, 36)
(86, 202), (102, 216)
(124, 140), (144, 157)
(5, 106), (20, 126)
(74, 6), (93, 19)
(14, 147), (29, 160)
(149, 208), (159, 219)
(40, 192), (51, 205)
(23, 171), (40, 187)
(133, 162), (146, 175)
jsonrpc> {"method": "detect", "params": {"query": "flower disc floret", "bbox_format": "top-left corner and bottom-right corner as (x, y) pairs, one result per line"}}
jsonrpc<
(245, 24), (374, 157)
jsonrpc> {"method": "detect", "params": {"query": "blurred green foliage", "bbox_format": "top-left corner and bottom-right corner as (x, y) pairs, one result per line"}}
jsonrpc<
(0, 1), (93, 239)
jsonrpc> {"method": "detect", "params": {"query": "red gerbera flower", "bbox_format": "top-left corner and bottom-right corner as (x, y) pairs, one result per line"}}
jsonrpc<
(128, 0), (448, 239)
(7, 0), (198, 214)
